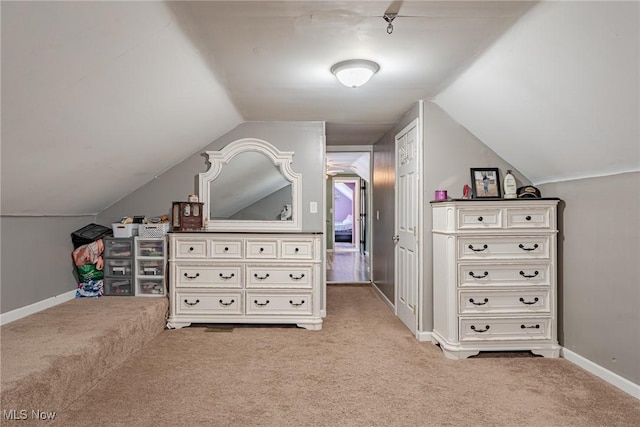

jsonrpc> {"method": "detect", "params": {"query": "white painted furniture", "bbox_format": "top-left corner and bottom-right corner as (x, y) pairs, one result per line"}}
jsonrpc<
(431, 199), (560, 359)
(167, 232), (322, 330)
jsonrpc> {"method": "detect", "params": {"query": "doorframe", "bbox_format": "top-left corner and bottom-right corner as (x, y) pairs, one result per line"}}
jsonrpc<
(393, 117), (424, 337)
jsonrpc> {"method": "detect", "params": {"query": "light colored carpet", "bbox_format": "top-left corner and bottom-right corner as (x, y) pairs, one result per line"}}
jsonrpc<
(8, 285), (640, 426)
(0, 296), (168, 418)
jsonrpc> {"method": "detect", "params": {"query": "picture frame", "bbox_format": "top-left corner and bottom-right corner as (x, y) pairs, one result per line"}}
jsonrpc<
(470, 168), (502, 198)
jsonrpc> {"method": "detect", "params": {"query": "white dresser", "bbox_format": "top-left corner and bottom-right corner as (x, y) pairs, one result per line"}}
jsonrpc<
(431, 199), (560, 359)
(167, 232), (323, 330)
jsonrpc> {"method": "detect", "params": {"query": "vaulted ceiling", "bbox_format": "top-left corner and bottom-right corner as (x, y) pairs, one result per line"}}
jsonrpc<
(1, 1), (637, 215)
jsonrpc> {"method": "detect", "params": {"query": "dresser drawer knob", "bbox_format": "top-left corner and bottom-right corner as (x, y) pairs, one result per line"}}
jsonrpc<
(477, 216), (483, 222)
(254, 273), (270, 280)
(470, 325), (490, 333)
(189, 247), (194, 252)
(289, 273), (305, 280)
(469, 298), (489, 306)
(519, 297), (540, 305)
(519, 270), (539, 279)
(289, 299), (305, 307)
(468, 244), (488, 252)
(219, 273), (235, 280)
(183, 272), (200, 280)
(468, 271), (489, 279)
(224, 247), (229, 252)
(525, 215), (532, 221)
(219, 299), (235, 307)
(518, 243), (539, 251)
(259, 247), (264, 253)
(521, 324), (541, 329)
(294, 247), (300, 253)
(254, 299), (270, 307)
(184, 299), (200, 306)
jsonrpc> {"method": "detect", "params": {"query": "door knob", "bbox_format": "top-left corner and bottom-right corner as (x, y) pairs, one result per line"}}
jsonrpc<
(392, 235), (400, 243)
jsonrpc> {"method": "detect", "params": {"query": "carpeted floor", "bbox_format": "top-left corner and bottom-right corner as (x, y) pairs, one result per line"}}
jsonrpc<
(44, 285), (640, 426)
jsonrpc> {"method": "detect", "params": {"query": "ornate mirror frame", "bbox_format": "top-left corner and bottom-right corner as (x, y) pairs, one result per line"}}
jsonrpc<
(198, 138), (302, 232)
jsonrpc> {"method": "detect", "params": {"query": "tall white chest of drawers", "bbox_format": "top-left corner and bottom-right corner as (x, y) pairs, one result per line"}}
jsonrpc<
(431, 199), (560, 359)
(167, 232), (323, 330)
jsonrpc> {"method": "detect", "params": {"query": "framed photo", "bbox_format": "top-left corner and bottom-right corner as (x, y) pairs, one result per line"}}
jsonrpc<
(470, 168), (501, 198)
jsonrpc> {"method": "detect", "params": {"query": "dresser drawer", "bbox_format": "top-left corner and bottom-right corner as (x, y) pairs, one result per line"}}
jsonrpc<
(175, 264), (242, 288)
(459, 289), (550, 314)
(246, 292), (312, 315)
(210, 239), (243, 258)
(458, 236), (550, 260)
(506, 208), (552, 229)
(175, 291), (242, 315)
(281, 240), (314, 259)
(457, 208), (502, 230)
(174, 239), (208, 259)
(460, 317), (551, 341)
(458, 263), (551, 287)
(246, 265), (312, 288)
(246, 240), (278, 258)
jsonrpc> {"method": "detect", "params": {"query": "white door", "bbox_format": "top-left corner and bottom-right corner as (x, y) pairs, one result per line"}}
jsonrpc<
(395, 120), (419, 334)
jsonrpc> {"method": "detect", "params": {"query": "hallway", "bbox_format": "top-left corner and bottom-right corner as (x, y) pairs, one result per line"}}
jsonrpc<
(326, 250), (370, 283)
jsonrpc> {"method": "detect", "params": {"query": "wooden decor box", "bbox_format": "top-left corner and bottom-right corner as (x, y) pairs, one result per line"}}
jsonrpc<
(172, 201), (204, 231)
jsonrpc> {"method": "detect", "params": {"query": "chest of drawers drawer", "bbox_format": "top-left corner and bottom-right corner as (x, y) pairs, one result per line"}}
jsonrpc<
(506, 207), (551, 229)
(281, 241), (314, 259)
(458, 289), (550, 314)
(458, 236), (550, 260)
(246, 291), (313, 315)
(175, 291), (243, 315)
(246, 240), (278, 258)
(174, 239), (208, 258)
(211, 240), (243, 258)
(459, 317), (552, 341)
(175, 264), (242, 288)
(458, 263), (551, 287)
(247, 265), (313, 288)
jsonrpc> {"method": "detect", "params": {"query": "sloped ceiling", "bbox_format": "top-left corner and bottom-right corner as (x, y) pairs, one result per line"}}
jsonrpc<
(1, 1), (242, 215)
(1, 1), (637, 216)
(434, 1), (639, 184)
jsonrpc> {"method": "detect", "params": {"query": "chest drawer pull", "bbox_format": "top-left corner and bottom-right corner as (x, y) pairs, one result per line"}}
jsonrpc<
(470, 325), (490, 333)
(519, 297), (540, 305)
(518, 243), (539, 251)
(189, 247), (195, 252)
(519, 270), (539, 279)
(525, 215), (532, 221)
(477, 216), (483, 222)
(254, 299), (270, 307)
(219, 299), (235, 306)
(254, 273), (270, 280)
(219, 273), (235, 280)
(521, 324), (541, 329)
(468, 244), (488, 252)
(289, 299), (305, 307)
(469, 298), (489, 306)
(259, 247), (265, 253)
(289, 273), (306, 280)
(184, 299), (200, 306)
(183, 272), (200, 279)
(468, 271), (489, 279)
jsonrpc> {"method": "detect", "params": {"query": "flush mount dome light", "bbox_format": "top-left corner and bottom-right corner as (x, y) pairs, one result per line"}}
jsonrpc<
(331, 59), (380, 88)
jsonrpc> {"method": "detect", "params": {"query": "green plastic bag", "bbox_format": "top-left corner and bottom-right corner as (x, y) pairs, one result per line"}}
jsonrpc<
(77, 264), (104, 282)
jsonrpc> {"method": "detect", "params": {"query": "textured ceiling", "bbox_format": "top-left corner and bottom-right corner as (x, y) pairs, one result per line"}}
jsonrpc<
(1, 1), (637, 216)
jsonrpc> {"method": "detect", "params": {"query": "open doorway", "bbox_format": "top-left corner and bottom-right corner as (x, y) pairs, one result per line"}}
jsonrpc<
(325, 148), (372, 284)
(333, 178), (359, 252)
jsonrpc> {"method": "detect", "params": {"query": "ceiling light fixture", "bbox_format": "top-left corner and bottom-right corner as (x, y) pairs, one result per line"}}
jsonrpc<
(330, 59), (380, 88)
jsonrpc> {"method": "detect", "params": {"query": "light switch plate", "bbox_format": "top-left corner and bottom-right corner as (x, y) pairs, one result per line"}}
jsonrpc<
(310, 202), (317, 213)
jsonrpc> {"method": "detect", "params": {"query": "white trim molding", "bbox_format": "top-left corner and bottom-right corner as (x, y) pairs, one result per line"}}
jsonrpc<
(417, 331), (433, 342)
(1, 289), (76, 325)
(562, 348), (640, 399)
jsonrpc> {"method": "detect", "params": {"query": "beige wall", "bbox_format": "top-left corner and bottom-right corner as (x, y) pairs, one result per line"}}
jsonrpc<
(538, 172), (640, 384)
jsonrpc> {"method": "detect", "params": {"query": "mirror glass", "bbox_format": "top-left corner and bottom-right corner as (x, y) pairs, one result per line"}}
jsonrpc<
(209, 151), (293, 221)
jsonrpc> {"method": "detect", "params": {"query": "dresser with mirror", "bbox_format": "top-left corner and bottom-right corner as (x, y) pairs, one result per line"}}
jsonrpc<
(166, 138), (323, 330)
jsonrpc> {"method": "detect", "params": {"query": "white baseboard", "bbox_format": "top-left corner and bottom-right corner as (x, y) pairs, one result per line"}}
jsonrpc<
(417, 331), (433, 342)
(1, 289), (76, 326)
(561, 348), (639, 399)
